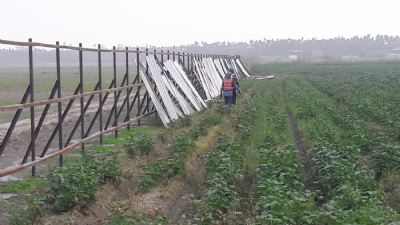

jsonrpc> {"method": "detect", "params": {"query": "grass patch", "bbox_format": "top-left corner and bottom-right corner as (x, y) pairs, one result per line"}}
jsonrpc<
(129, 126), (154, 134)
(103, 138), (128, 145)
(63, 155), (83, 165)
(88, 145), (112, 154)
(120, 127), (155, 138)
(193, 122), (225, 158)
(102, 127), (155, 145)
(0, 177), (45, 193)
(118, 129), (136, 138)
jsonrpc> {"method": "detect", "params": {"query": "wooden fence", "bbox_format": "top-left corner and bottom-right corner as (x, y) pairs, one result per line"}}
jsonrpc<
(0, 38), (238, 177)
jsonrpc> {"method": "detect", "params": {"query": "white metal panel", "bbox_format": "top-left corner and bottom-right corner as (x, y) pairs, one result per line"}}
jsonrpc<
(198, 58), (215, 98)
(136, 56), (247, 128)
(161, 75), (194, 115)
(224, 58), (244, 78)
(198, 58), (219, 98)
(197, 59), (214, 97)
(193, 58), (212, 100)
(161, 76), (185, 117)
(164, 60), (204, 111)
(218, 58), (228, 75)
(146, 56), (180, 120)
(172, 61), (207, 108)
(202, 58), (218, 96)
(203, 58), (222, 95)
(213, 58), (226, 79)
(136, 61), (170, 127)
(236, 58), (251, 78)
(223, 58), (234, 77)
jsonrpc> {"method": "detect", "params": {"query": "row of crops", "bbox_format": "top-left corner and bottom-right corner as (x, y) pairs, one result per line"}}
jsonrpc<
(284, 77), (399, 224)
(251, 60), (400, 224)
(3, 60), (400, 224)
(195, 72), (400, 224)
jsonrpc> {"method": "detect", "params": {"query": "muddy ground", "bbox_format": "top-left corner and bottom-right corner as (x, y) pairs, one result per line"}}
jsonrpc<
(0, 91), (149, 180)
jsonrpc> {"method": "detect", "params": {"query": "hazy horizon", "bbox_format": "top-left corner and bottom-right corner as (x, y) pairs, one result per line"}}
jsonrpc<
(1, 0), (399, 49)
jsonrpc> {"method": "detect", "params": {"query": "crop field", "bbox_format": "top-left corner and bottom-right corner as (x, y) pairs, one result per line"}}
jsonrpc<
(1, 60), (400, 224)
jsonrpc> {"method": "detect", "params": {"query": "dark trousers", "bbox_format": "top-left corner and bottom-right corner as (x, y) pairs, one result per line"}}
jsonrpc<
(232, 90), (237, 105)
(224, 95), (233, 106)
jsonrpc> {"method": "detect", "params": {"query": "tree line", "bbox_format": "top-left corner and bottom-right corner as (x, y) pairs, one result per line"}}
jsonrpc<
(1, 34), (400, 64)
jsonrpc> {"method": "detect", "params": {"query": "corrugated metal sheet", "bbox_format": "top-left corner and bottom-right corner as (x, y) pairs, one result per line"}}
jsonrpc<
(235, 58), (251, 78)
(163, 60), (205, 111)
(218, 58), (228, 75)
(193, 58), (224, 99)
(202, 58), (222, 96)
(193, 58), (212, 100)
(213, 58), (226, 79)
(161, 75), (194, 115)
(221, 58), (251, 79)
(173, 61), (207, 108)
(146, 55), (180, 121)
(136, 61), (171, 127)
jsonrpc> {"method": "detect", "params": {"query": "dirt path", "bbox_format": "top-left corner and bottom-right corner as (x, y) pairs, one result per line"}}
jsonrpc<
(281, 80), (316, 189)
(126, 115), (234, 224)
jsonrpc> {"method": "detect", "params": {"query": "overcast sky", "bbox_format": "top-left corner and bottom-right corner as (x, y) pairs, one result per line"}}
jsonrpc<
(0, 0), (398, 48)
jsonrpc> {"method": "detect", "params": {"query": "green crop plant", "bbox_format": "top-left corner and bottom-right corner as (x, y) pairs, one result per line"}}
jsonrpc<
(139, 134), (195, 191)
(372, 144), (400, 178)
(156, 128), (172, 143)
(169, 116), (192, 128)
(124, 133), (154, 156)
(85, 154), (122, 184)
(27, 151), (121, 213)
(139, 110), (222, 192)
(192, 86), (265, 223)
(44, 165), (99, 213)
(252, 146), (319, 225)
(105, 210), (167, 225)
(251, 62), (400, 224)
(196, 136), (244, 223)
(216, 104), (232, 114)
(7, 195), (47, 225)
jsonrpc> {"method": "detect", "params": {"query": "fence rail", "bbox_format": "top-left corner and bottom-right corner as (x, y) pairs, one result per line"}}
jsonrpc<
(0, 38), (238, 177)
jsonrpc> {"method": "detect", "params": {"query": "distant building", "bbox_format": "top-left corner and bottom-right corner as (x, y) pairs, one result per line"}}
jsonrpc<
(391, 47), (400, 57)
(341, 55), (360, 61)
(288, 50), (303, 61)
(392, 47), (400, 51)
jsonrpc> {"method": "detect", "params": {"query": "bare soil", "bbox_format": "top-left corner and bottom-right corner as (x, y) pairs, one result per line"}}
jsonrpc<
(281, 80), (317, 190)
(0, 92), (146, 179)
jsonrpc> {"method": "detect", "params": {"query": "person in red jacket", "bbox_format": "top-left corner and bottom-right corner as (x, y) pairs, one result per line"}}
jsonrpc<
(230, 67), (240, 105)
(221, 71), (240, 106)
